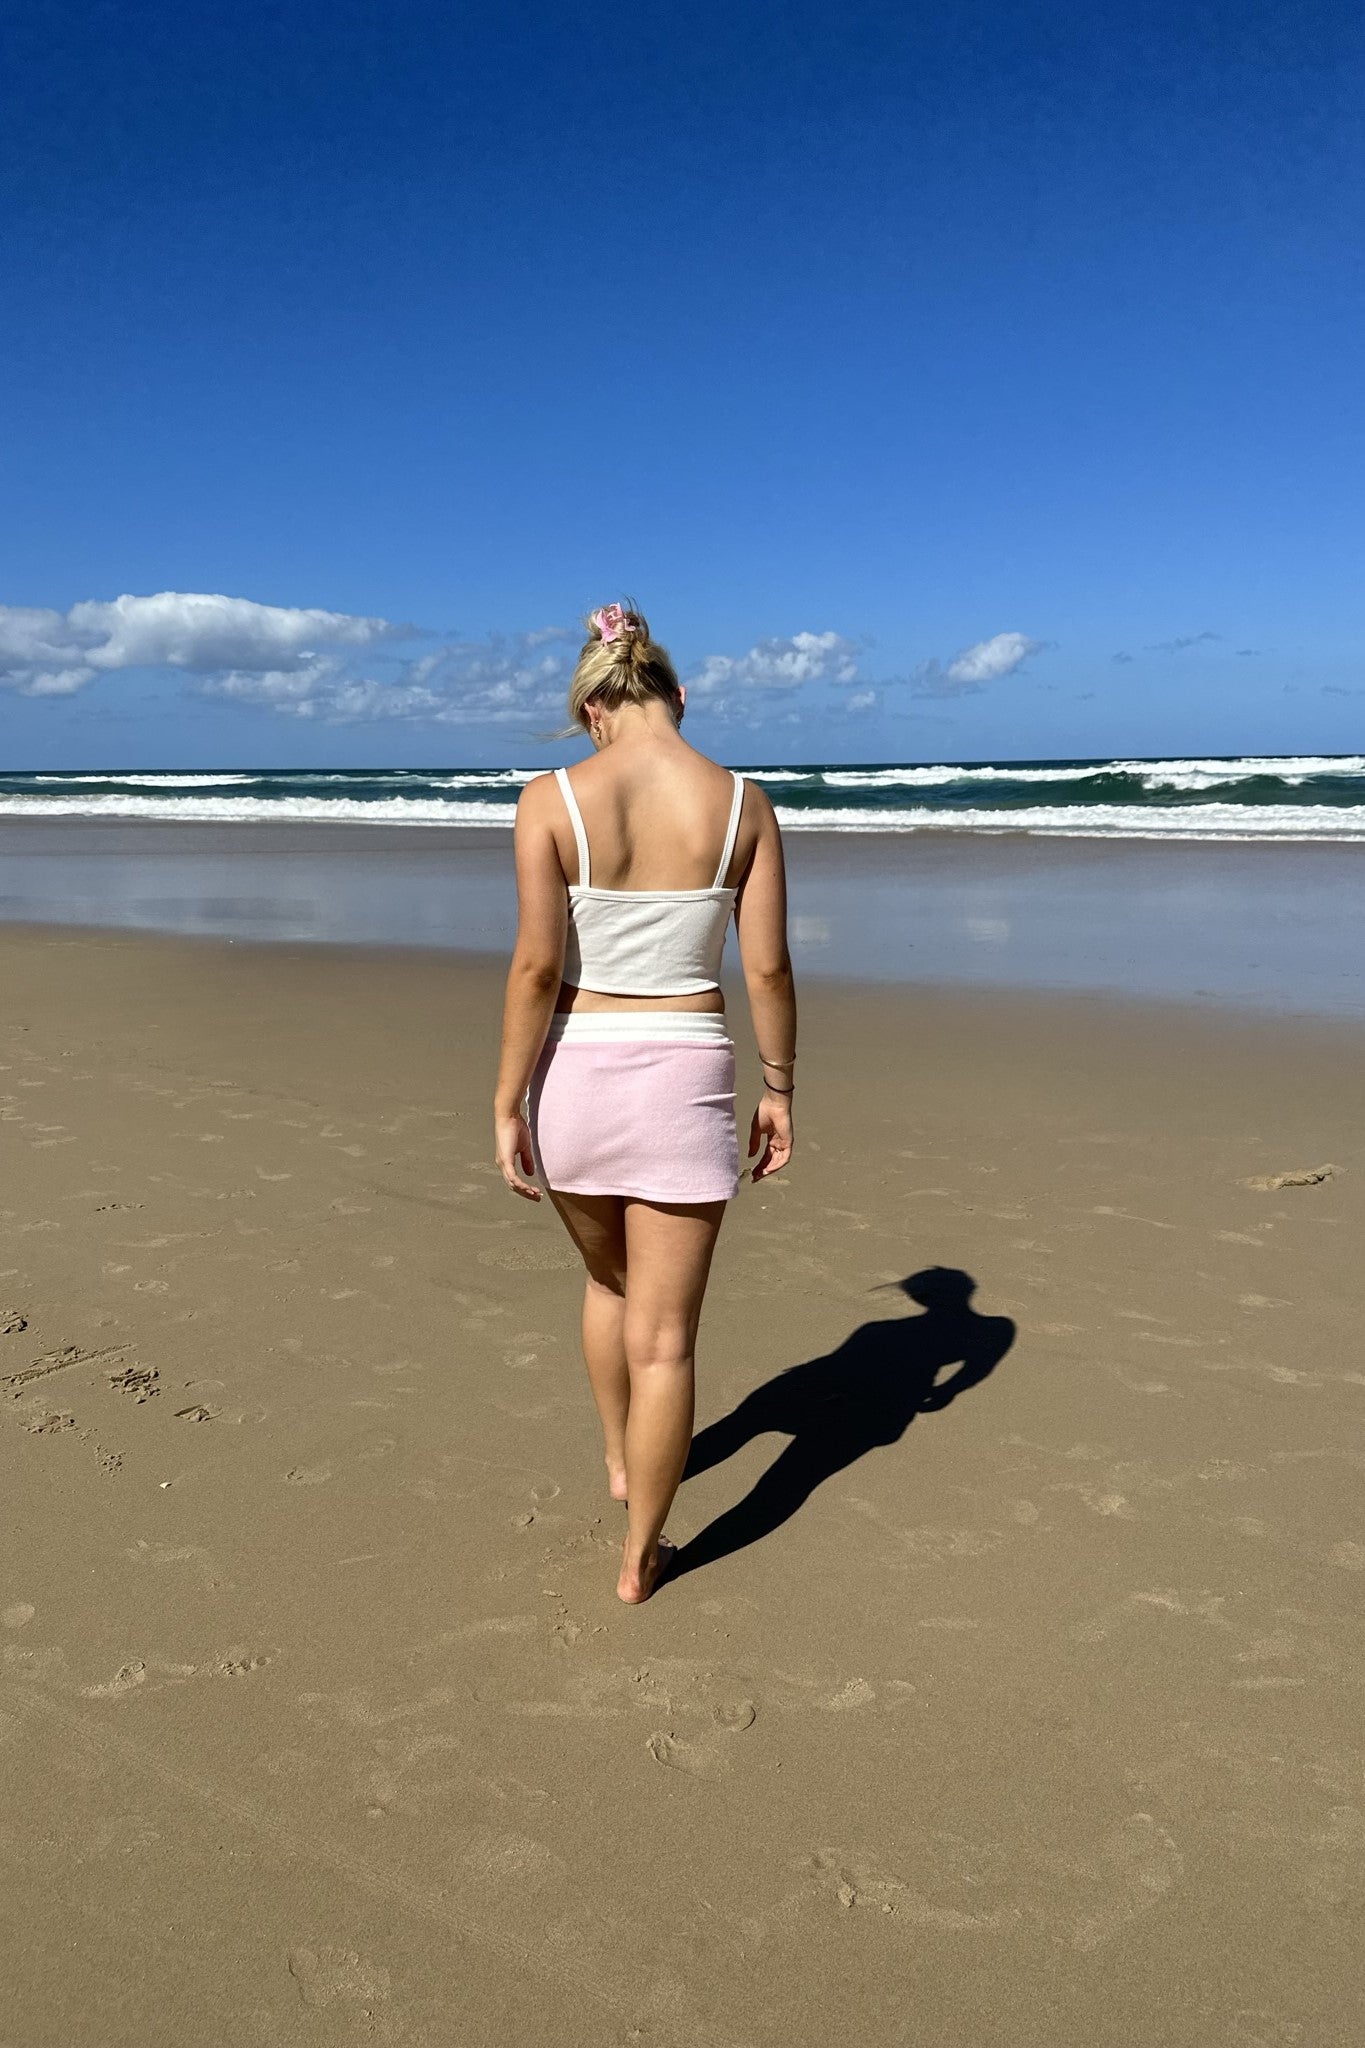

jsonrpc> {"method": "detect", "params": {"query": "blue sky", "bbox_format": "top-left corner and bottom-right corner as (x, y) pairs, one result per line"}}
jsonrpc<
(2, 0), (1362, 768)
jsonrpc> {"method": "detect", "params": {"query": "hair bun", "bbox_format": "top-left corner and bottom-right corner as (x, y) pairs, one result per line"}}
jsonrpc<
(562, 597), (680, 734)
(587, 600), (647, 648)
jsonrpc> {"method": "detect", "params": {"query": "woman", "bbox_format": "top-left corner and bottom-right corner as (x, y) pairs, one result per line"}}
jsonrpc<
(493, 602), (797, 1603)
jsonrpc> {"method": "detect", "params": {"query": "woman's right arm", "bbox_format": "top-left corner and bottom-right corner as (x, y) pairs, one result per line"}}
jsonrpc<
(734, 786), (796, 1183)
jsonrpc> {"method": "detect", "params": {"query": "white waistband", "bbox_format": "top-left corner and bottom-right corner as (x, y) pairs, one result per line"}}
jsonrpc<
(545, 1011), (733, 1045)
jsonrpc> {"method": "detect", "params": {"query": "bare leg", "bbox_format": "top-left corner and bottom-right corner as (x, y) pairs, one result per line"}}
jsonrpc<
(619, 1198), (726, 1603)
(548, 1191), (629, 1500)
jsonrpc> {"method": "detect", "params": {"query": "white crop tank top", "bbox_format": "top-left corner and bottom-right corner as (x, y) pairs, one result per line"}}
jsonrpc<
(554, 766), (745, 997)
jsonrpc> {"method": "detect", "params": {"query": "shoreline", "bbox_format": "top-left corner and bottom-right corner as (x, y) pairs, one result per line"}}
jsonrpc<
(9, 911), (1365, 1044)
(4, 820), (1365, 1018)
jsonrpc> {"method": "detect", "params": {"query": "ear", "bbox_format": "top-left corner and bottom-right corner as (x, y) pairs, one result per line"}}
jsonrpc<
(676, 684), (687, 719)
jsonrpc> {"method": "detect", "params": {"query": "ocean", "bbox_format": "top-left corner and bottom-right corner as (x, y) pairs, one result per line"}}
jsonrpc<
(3, 755), (1365, 838)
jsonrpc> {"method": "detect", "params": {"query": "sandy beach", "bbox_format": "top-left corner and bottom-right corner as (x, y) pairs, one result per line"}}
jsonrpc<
(3, 920), (1363, 2046)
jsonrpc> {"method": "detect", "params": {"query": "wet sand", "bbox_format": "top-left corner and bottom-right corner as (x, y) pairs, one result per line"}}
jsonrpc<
(3, 923), (1363, 2045)
(3, 818), (1365, 1014)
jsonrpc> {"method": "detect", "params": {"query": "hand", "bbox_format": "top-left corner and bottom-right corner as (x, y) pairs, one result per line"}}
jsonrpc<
(748, 1093), (793, 1183)
(495, 1112), (541, 1200)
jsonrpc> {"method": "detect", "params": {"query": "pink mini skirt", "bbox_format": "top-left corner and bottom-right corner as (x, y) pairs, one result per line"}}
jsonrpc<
(528, 1012), (740, 1204)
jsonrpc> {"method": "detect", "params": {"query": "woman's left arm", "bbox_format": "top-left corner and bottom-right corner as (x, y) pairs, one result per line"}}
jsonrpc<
(493, 777), (569, 1201)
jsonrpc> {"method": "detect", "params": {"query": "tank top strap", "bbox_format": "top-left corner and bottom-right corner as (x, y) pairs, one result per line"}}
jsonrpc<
(554, 767), (591, 887)
(713, 771), (746, 888)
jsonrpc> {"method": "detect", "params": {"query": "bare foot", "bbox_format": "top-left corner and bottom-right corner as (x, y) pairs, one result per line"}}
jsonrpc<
(617, 1537), (677, 1605)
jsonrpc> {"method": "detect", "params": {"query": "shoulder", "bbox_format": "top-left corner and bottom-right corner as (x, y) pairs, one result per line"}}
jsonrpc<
(739, 776), (778, 827)
(515, 771), (563, 818)
(513, 773), (568, 849)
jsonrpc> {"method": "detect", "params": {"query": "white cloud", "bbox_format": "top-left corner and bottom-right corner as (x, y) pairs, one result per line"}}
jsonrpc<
(945, 631), (1042, 685)
(214, 622), (874, 729)
(21, 668), (95, 698)
(198, 634), (579, 727)
(0, 591), (401, 697)
(4, 589), (892, 730)
(0, 606), (97, 696)
(912, 630), (1043, 698)
(689, 630), (860, 699)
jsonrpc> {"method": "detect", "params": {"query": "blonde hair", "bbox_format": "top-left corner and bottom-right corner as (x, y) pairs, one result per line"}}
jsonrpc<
(565, 601), (682, 732)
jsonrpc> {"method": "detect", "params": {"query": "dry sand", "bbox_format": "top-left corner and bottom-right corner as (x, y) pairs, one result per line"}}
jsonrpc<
(2, 922), (1363, 2047)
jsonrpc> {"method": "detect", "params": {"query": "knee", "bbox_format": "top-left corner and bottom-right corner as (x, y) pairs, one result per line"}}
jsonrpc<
(624, 1315), (694, 1373)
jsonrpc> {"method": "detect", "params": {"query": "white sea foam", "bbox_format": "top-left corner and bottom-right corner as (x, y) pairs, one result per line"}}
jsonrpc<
(819, 764), (1108, 787)
(4, 789), (1365, 839)
(0, 793), (518, 827)
(1117, 756), (1365, 792)
(27, 771), (262, 787)
(819, 755), (1365, 791)
(772, 802), (1365, 839)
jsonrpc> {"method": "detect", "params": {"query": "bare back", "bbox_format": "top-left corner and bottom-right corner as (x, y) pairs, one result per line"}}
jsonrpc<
(550, 739), (756, 894)
(520, 731), (785, 1017)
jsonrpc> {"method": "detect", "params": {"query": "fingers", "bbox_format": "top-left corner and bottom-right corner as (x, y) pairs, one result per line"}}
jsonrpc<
(494, 1116), (541, 1200)
(498, 1157), (542, 1200)
(747, 1101), (793, 1182)
(752, 1130), (792, 1182)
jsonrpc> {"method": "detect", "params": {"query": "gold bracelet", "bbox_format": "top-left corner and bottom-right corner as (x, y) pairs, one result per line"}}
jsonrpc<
(759, 1053), (796, 1068)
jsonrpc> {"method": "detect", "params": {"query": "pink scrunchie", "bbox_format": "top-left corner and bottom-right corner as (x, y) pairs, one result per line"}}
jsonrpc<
(593, 603), (632, 644)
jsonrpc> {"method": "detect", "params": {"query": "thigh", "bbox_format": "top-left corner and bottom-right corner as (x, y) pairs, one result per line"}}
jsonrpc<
(623, 1199), (726, 1346)
(548, 1189), (628, 1289)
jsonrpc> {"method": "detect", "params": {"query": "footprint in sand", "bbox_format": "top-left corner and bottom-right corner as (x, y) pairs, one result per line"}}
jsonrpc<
(81, 1658), (148, 1700)
(646, 1731), (727, 1778)
(647, 1701), (757, 1776)
(284, 1463), (333, 1485)
(1, 1309), (28, 1334)
(808, 1846), (1018, 1928)
(23, 1409), (76, 1435)
(2, 1602), (35, 1628)
(220, 1649), (274, 1677)
(108, 1365), (160, 1402)
(820, 1679), (876, 1712)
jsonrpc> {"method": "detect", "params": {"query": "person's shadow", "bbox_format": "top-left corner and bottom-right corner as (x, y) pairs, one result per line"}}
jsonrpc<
(675, 1267), (1014, 1577)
